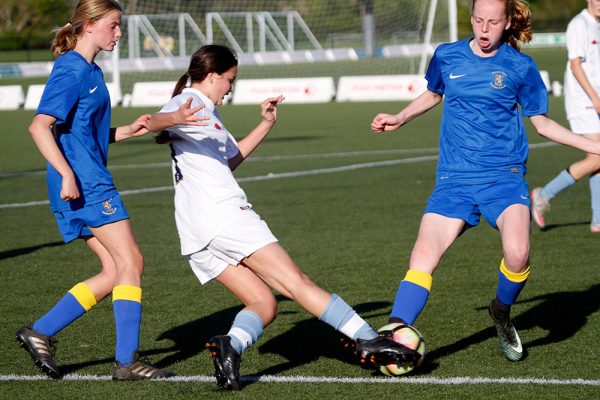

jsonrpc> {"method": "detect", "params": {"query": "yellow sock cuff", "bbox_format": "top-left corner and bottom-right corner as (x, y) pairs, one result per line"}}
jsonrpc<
(404, 269), (432, 291)
(112, 285), (142, 303)
(68, 282), (97, 312)
(500, 259), (530, 283)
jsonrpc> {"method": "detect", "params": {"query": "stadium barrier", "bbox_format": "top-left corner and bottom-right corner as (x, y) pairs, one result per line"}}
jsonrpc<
(0, 85), (25, 110)
(7, 69), (554, 110)
(337, 75), (427, 102)
(232, 77), (335, 104)
(22, 83), (121, 110)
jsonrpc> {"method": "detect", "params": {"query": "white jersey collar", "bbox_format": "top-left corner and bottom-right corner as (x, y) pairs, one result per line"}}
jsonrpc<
(582, 9), (600, 25)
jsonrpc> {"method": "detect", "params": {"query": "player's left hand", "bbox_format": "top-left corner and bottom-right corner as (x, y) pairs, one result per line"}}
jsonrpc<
(128, 114), (152, 137)
(174, 97), (210, 126)
(261, 95), (285, 124)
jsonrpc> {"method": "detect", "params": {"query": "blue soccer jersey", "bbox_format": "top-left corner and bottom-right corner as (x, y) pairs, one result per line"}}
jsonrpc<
(36, 50), (116, 212)
(425, 39), (548, 184)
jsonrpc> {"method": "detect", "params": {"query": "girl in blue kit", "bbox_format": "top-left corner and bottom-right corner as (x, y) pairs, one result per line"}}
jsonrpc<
(371, 0), (600, 364)
(15, 0), (201, 380)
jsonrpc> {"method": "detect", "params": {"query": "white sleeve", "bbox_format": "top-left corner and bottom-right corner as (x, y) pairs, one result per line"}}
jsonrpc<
(225, 133), (239, 159)
(566, 15), (587, 62)
(164, 94), (209, 135)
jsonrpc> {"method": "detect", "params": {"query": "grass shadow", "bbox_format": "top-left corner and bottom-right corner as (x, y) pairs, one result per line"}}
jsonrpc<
(0, 241), (64, 261)
(426, 284), (600, 362)
(537, 221), (589, 232)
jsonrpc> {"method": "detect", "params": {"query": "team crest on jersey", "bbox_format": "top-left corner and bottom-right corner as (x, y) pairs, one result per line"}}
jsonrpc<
(490, 71), (507, 89)
(102, 199), (118, 215)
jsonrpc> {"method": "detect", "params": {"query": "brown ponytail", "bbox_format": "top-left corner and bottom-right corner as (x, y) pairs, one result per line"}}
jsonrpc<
(154, 73), (190, 144)
(155, 45), (238, 145)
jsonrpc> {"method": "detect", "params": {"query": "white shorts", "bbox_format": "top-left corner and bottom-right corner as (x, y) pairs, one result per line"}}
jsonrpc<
(188, 209), (278, 284)
(568, 111), (600, 134)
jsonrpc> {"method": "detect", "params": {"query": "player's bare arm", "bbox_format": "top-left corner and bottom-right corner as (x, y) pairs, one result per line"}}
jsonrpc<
(146, 97), (210, 133)
(28, 113), (80, 201)
(229, 95), (284, 171)
(570, 58), (600, 113)
(530, 114), (600, 155)
(371, 90), (442, 133)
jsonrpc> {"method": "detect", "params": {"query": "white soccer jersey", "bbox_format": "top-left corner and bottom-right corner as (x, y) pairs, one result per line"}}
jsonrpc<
(159, 87), (250, 255)
(564, 9), (600, 119)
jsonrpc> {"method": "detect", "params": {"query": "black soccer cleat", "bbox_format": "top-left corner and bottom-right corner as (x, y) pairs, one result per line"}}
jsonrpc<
(355, 335), (421, 367)
(112, 351), (176, 380)
(488, 300), (524, 361)
(15, 325), (62, 379)
(206, 335), (241, 391)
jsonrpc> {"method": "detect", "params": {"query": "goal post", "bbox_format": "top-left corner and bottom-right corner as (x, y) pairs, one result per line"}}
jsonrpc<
(107, 0), (457, 104)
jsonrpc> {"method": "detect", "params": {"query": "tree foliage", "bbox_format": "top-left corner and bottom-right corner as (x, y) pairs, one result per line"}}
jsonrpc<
(0, 0), (71, 50)
(0, 0), (590, 51)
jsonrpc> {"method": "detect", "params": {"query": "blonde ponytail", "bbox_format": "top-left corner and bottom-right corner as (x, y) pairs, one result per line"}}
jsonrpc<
(51, 0), (122, 57)
(51, 22), (81, 57)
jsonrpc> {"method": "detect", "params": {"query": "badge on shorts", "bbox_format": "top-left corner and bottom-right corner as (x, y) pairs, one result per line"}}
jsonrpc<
(102, 199), (118, 215)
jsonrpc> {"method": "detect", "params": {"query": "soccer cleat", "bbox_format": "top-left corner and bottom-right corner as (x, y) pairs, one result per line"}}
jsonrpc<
(15, 325), (62, 379)
(488, 301), (523, 361)
(112, 351), (176, 380)
(591, 223), (600, 233)
(530, 187), (550, 229)
(355, 335), (421, 367)
(206, 335), (241, 391)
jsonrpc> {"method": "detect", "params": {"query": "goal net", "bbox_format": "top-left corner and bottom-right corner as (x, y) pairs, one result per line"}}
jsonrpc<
(106, 0), (457, 103)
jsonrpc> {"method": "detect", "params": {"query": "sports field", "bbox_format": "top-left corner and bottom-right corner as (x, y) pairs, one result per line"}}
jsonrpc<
(1, 56), (599, 399)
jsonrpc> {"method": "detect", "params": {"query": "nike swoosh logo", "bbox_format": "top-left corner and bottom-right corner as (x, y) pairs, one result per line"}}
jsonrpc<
(89, 86), (98, 94)
(520, 195), (528, 200)
(449, 73), (466, 79)
(511, 332), (523, 354)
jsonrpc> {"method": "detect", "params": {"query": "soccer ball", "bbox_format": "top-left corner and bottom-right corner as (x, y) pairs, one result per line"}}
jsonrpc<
(377, 323), (425, 376)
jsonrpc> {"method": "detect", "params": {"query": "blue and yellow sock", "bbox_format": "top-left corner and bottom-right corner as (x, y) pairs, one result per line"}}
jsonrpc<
(227, 310), (264, 354)
(32, 282), (97, 337)
(496, 259), (530, 305)
(112, 285), (142, 366)
(390, 270), (432, 325)
(319, 294), (377, 340)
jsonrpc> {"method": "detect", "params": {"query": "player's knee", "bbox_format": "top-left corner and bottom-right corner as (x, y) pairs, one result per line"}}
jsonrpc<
(589, 158), (600, 171)
(100, 268), (118, 290)
(119, 251), (145, 276)
(247, 296), (278, 326)
(503, 251), (529, 272)
(262, 297), (278, 325)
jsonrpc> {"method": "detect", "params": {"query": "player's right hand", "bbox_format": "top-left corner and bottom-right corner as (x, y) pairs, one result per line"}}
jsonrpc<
(371, 113), (401, 133)
(60, 173), (80, 201)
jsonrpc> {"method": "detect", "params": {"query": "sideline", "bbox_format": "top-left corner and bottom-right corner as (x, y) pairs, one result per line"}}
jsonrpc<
(0, 373), (598, 385)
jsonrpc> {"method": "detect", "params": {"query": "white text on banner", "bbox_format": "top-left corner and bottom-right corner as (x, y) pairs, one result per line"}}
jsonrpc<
(232, 77), (335, 105)
(337, 75), (427, 102)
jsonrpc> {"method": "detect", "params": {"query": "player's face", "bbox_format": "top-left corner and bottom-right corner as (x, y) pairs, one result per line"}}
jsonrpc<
(589, 0), (600, 19)
(471, 0), (511, 55)
(90, 10), (122, 52)
(211, 66), (237, 106)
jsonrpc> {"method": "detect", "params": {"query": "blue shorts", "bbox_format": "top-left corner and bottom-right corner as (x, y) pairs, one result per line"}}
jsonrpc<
(54, 194), (129, 243)
(424, 179), (530, 229)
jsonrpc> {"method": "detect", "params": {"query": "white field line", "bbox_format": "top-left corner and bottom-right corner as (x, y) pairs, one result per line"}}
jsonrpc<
(0, 142), (557, 210)
(0, 148), (440, 179)
(0, 374), (598, 385)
